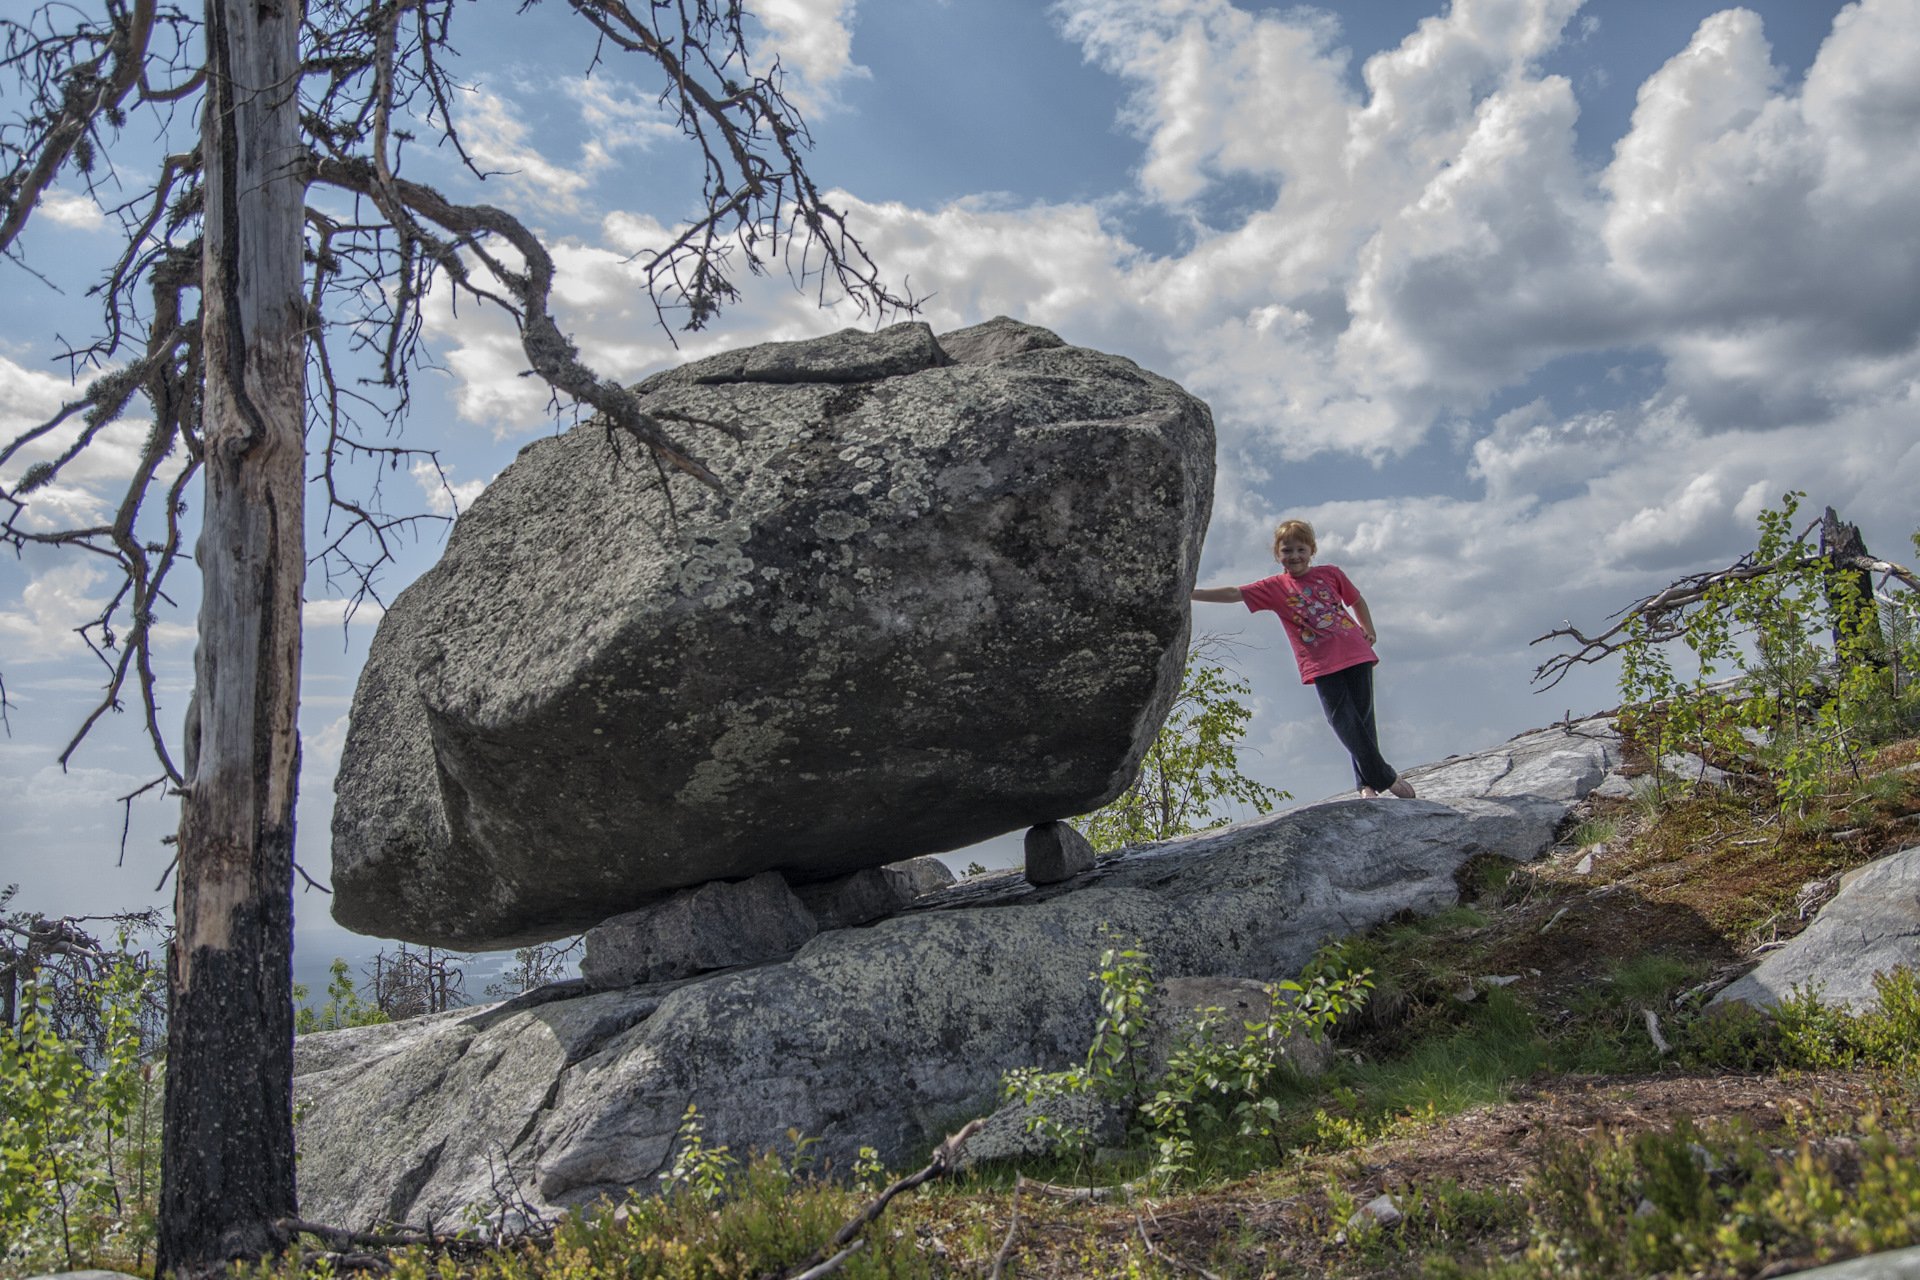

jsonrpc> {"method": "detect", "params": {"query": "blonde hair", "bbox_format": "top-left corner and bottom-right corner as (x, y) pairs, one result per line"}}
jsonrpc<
(1272, 519), (1317, 560)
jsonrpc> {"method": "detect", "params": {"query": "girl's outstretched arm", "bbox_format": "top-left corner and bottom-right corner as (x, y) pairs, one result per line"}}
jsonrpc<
(1351, 592), (1377, 644)
(1191, 586), (1243, 603)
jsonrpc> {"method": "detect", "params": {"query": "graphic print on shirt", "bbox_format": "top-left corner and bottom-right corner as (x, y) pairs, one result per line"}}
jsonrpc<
(1286, 580), (1358, 647)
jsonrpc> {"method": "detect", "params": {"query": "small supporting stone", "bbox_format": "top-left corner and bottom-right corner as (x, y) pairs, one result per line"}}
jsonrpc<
(1024, 821), (1094, 885)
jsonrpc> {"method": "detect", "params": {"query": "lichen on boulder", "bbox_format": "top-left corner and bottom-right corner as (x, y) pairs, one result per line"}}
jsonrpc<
(329, 318), (1215, 948)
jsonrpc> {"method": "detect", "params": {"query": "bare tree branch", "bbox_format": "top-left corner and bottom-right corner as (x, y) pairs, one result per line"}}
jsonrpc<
(3, 1), (916, 1264)
(1529, 545), (1920, 692)
(0, 0), (165, 256)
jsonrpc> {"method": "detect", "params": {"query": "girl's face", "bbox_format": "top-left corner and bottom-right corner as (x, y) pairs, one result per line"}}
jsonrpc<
(1277, 539), (1313, 575)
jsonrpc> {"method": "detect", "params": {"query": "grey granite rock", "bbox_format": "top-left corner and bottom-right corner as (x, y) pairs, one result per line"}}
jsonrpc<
(889, 855), (957, 899)
(796, 862), (950, 932)
(1024, 820), (1096, 885)
(1712, 845), (1920, 1012)
(1770, 1246), (1920, 1278)
(330, 317), (1214, 948)
(295, 718), (1622, 1227)
(580, 872), (818, 989)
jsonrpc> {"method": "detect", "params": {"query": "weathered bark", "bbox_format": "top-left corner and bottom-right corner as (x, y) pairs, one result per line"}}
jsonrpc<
(156, 0), (307, 1270)
(1820, 506), (1886, 662)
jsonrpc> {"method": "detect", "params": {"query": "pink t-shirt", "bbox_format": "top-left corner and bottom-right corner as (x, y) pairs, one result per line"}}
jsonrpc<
(1241, 565), (1379, 684)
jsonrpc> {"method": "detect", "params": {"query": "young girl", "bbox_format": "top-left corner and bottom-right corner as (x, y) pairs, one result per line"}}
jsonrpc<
(1191, 519), (1416, 799)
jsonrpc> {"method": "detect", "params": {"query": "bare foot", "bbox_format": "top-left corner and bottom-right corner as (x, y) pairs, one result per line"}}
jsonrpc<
(1388, 776), (1417, 799)
(1359, 786), (1379, 798)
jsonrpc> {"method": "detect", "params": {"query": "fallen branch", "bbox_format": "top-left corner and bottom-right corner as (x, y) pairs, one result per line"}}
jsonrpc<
(989, 1175), (1024, 1280)
(770, 1117), (985, 1280)
(1135, 1204), (1223, 1280)
(786, 1239), (865, 1280)
(276, 1219), (443, 1250)
(1641, 1008), (1671, 1056)
(1022, 1176), (1149, 1203)
(304, 1250), (395, 1274)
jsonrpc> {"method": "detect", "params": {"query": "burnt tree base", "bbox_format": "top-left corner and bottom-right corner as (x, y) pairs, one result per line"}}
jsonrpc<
(156, 830), (298, 1274)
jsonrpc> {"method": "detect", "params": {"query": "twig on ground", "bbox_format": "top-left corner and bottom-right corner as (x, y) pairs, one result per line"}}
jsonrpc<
(786, 1239), (865, 1280)
(989, 1174), (1024, 1280)
(1022, 1176), (1149, 1203)
(1135, 1203), (1223, 1280)
(276, 1219), (440, 1249)
(1642, 1008), (1671, 1056)
(771, 1117), (985, 1280)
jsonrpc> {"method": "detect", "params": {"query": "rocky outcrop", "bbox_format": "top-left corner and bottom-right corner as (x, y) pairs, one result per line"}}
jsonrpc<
(294, 718), (1622, 1228)
(330, 318), (1215, 949)
(1712, 845), (1920, 1013)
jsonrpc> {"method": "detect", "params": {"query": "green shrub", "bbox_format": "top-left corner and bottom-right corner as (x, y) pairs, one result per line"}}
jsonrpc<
(1074, 648), (1288, 852)
(294, 958), (391, 1034)
(1002, 928), (1371, 1184)
(1775, 968), (1920, 1072)
(1491, 1115), (1920, 1279)
(1609, 493), (1920, 815)
(0, 943), (162, 1274)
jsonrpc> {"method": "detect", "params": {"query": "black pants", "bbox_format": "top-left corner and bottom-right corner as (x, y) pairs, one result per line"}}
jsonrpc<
(1313, 662), (1398, 792)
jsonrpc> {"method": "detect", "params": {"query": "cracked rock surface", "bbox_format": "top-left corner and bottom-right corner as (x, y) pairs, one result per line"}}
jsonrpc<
(329, 317), (1213, 949)
(295, 717), (1623, 1227)
(1712, 844), (1920, 1013)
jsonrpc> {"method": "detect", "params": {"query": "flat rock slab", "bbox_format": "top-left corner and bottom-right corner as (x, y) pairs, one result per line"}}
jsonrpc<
(1774, 1246), (1920, 1279)
(295, 719), (1621, 1228)
(330, 318), (1213, 948)
(1712, 845), (1920, 1012)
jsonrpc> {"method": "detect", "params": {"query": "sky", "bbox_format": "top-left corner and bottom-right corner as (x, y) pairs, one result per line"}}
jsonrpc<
(4, 0), (1918, 993)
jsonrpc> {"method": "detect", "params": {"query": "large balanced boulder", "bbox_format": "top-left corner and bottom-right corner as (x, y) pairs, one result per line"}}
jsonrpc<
(293, 719), (1624, 1227)
(330, 318), (1214, 948)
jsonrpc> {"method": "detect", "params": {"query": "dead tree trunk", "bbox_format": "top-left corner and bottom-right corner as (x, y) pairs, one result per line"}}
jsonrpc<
(1820, 506), (1886, 663)
(156, 0), (307, 1269)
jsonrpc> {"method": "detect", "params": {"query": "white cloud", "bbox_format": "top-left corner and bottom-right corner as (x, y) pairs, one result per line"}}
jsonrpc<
(408, 458), (489, 515)
(37, 189), (105, 230)
(1055, 0), (1353, 211)
(451, 85), (596, 206)
(301, 713), (353, 790)
(0, 562), (107, 662)
(1, 352), (73, 432)
(1468, 398), (1637, 501)
(750, 0), (868, 106)
(565, 76), (679, 174)
(302, 598), (386, 628)
(3, 761), (151, 811)
(1599, 1), (1920, 425)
